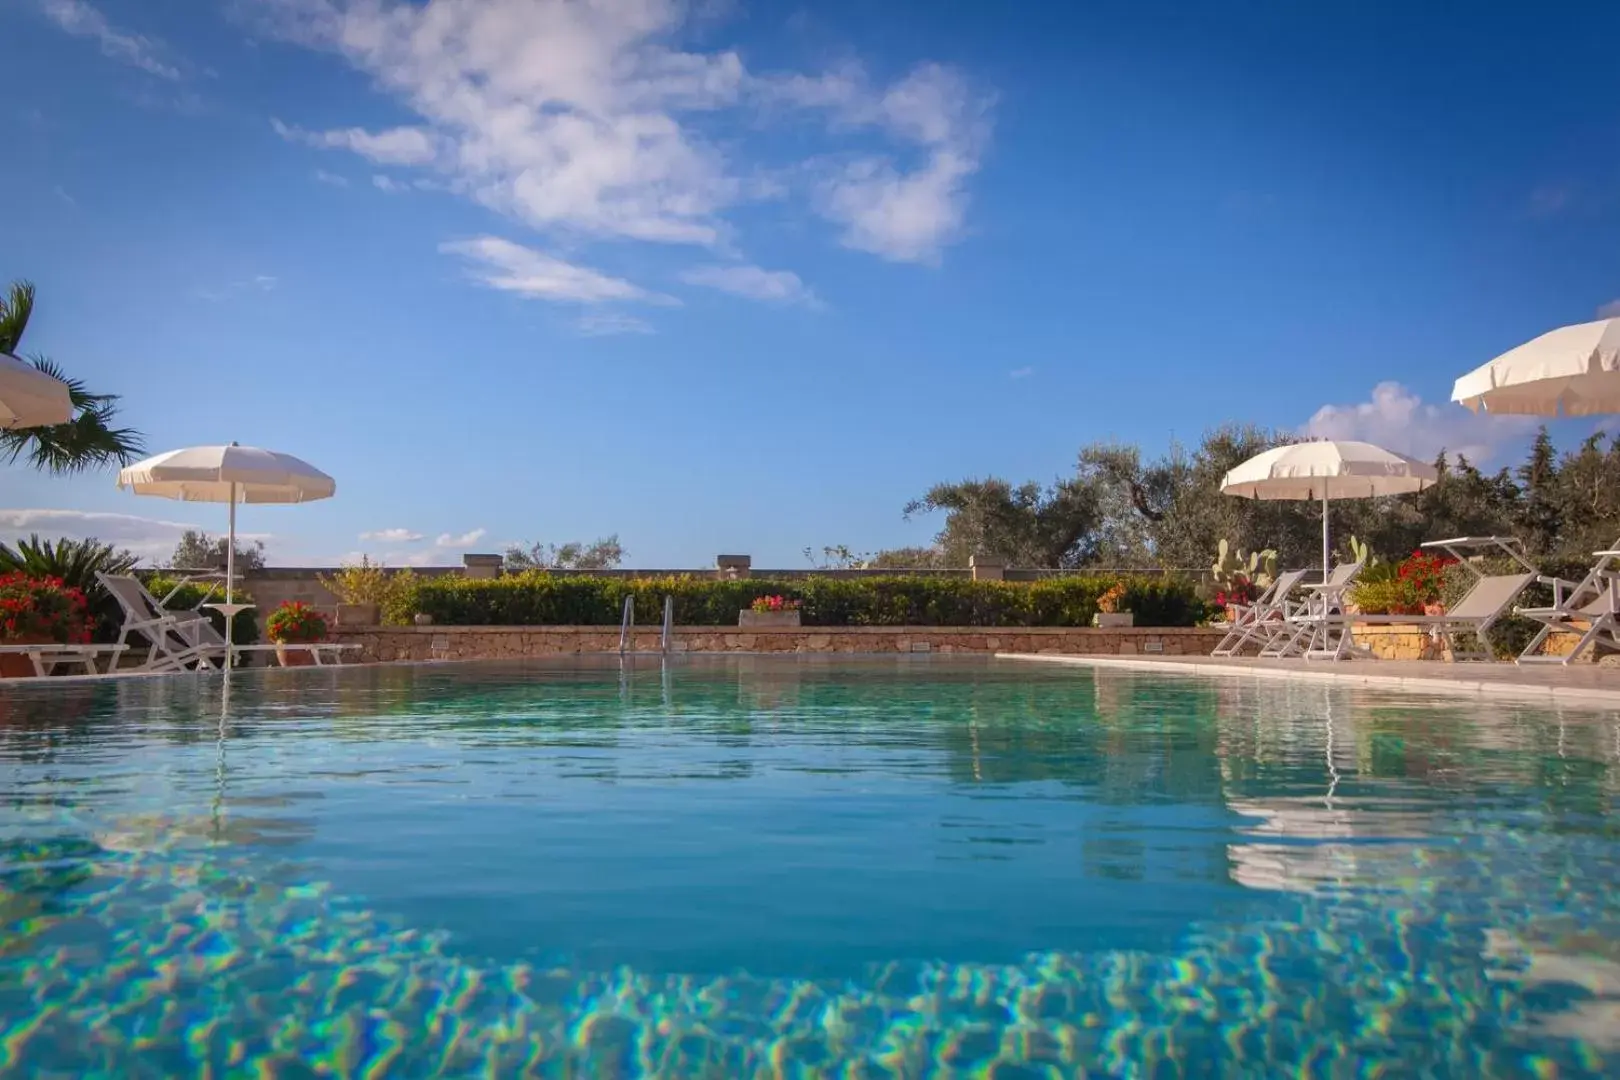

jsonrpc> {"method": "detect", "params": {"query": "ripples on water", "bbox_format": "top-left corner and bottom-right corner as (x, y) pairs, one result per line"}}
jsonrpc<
(2, 656), (1619, 1076)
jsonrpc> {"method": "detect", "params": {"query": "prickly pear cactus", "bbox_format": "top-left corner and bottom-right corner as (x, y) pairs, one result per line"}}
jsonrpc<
(1211, 541), (1278, 591)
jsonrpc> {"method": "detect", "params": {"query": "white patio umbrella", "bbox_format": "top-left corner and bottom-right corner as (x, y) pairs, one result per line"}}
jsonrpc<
(1453, 318), (1620, 416)
(0, 352), (73, 429)
(1220, 441), (1437, 581)
(116, 443), (336, 612)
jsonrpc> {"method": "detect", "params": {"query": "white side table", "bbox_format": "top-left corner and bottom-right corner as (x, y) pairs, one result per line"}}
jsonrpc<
(203, 603), (255, 669)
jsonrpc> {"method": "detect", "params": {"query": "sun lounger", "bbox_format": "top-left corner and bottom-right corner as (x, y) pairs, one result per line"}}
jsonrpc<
(99, 573), (358, 672)
(1210, 568), (1310, 657)
(1302, 537), (1536, 662)
(1516, 547), (1620, 665)
(0, 644), (129, 677)
(1264, 557), (1366, 658)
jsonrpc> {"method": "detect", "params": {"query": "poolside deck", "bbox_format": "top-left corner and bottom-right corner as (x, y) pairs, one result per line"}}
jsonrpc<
(996, 653), (1620, 707)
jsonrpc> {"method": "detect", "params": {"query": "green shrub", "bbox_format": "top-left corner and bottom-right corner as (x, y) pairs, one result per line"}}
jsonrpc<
(1348, 577), (1424, 615)
(140, 574), (260, 646)
(404, 573), (1206, 628)
(320, 559), (419, 626)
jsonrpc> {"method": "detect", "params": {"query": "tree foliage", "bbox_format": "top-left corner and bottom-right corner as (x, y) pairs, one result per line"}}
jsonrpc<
(907, 425), (1620, 569)
(504, 535), (626, 571)
(171, 530), (267, 572)
(0, 281), (144, 474)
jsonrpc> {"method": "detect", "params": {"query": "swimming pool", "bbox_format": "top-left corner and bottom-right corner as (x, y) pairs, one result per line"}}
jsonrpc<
(2, 656), (1617, 1076)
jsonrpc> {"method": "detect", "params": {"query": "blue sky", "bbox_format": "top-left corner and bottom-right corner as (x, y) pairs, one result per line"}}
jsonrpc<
(4, 0), (1620, 567)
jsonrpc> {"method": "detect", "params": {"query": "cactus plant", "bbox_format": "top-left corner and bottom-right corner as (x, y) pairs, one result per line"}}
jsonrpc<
(1211, 540), (1277, 592)
(1345, 535), (1382, 570)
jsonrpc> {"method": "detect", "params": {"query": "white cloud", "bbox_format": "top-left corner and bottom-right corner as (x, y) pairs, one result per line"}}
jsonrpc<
(435, 528), (487, 548)
(271, 118), (436, 165)
(782, 63), (991, 263)
(1009, 366), (1034, 379)
(360, 527), (422, 543)
(441, 235), (673, 305)
(1597, 299), (1620, 319)
(1302, 381), (1537, 464)
(40, 0), (181, 80)
(678, 264), (817, 305)
(577, 311), (654, 337)
(251, 0), (991, 263)
(0, 509), (270, 563)
(372, 174), (406, 193)
(313, 169), (350, 187)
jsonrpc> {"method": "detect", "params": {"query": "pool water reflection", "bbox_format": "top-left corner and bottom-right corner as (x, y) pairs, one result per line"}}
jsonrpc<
(2, 657), (1618, 1076)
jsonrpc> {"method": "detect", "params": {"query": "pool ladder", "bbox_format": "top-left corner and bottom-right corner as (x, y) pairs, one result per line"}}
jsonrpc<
(619, 595), (675, 655)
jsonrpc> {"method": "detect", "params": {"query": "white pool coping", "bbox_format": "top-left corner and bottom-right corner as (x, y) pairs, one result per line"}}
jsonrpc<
(995, 653), (1620, 708)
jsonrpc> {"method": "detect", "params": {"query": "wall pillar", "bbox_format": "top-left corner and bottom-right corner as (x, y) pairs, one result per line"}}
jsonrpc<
(969, 554), (1007, 582)
(716, 554), (752, 580)
(463, 553), (504, 579)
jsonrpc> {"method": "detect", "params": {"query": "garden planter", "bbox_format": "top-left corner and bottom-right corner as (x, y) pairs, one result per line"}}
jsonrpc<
(739, 610), (801, 628)
(1092, 613), (1135, 628)
(275, 643), (320, 667)
(0, 638), (50, 678)
(334, 603), (380, 627)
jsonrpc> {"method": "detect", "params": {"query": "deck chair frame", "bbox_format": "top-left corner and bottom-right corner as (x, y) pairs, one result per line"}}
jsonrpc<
(1210, 569), (1310, 657)
(1517, 545), (1620, 665)
(1266, 556), (1367, 658)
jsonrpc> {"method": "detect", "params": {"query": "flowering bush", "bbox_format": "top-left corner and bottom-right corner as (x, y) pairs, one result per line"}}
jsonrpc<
(1212, 575), (1260, 609)
(750, 595), (801, 614)
(1349, 551), (1458, 615)
(0, 573), (91, 643)
(1397, 550), (1457, 603)
(265, 601), (329, 644)
(1096, 583), (1130, 614)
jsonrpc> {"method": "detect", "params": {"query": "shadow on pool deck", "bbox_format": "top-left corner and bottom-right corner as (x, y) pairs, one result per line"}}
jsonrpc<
(997, 652), (1620, 706)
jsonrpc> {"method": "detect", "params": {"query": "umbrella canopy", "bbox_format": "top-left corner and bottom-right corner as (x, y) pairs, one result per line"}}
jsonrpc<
(1221, 441), (1437, 581)
(0, 352), (73, 429)
(117, 444), (335, 631)
(1452, 318), (1620, 417)
(117, 444), (335, 503)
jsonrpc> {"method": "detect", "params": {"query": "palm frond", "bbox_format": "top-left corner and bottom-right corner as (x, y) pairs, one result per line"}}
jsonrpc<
(0, 286), (146, 474)
(0, 281), (35, 355)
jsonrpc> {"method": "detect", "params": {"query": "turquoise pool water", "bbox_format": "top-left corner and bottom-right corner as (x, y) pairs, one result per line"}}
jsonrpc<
(2, 657), (1619, 1077)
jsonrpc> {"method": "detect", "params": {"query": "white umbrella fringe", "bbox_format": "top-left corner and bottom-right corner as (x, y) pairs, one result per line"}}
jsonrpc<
(1453, 318), (1620, 417)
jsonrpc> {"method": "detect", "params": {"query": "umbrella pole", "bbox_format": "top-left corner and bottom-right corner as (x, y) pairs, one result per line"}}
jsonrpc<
(226, 483), (237, 671)
(1321, 488), (1330, 584)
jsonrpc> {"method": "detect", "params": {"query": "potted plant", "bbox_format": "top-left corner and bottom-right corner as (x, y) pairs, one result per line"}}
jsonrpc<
(265, 601), (329, 667)
(740, 595), (802, 628)
(1092, 583), (1134, 628)
(0, 574), (91, 677)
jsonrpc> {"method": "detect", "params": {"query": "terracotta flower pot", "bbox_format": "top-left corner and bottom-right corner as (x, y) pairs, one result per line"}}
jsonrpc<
(0, 636), (54, 678)
(275, 643), (319, 667)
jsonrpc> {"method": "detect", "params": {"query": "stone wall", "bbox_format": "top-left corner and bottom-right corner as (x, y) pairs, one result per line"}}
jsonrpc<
(334, 625), (1225, 664)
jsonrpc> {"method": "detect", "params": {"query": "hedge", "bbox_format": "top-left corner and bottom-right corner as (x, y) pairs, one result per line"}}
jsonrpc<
(406, 573), (1207, 628)
(140, 574), (260, 647)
